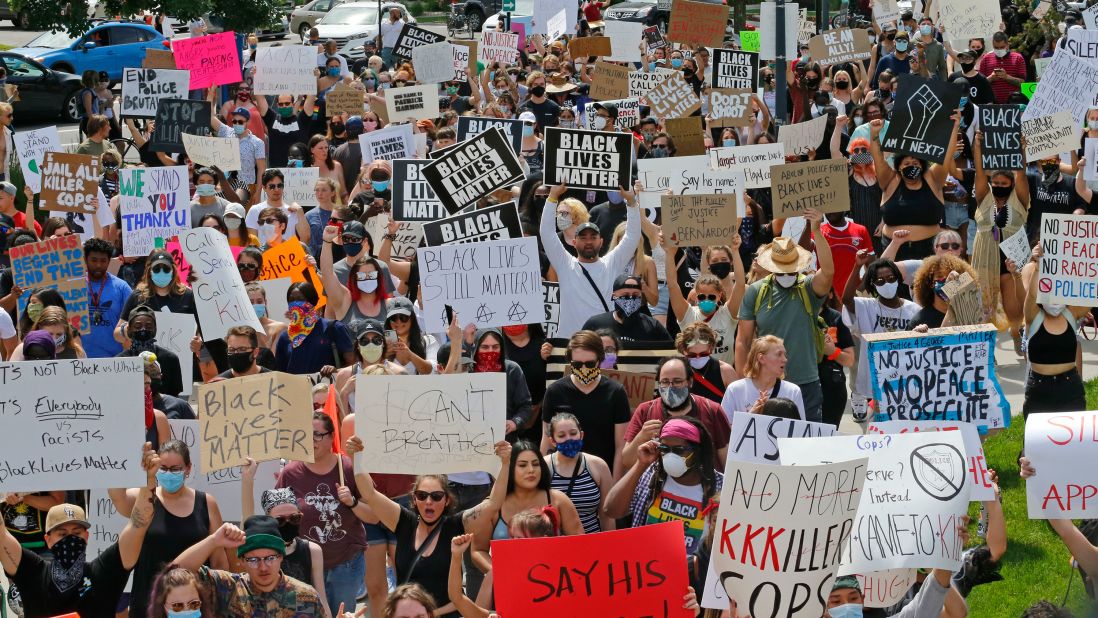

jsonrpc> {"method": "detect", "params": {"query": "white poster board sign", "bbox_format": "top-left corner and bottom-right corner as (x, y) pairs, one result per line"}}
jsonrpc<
(178, 227), (263, 340)
(264, 167), (319, 207)
(709, 143), (787, 189)
(16, 125), (61, 193)
(253, 45), (318, 95)
(119, 165), (191, 257)
(121, 68), (190, 117)
(868, 420), (995, 501)
(182, 133), (242, 171)
(728, 413), (839, 464)
(1036, 213), (1098, 307)
(155, 310), (197, 397)
(1025, 410), (1098, 518)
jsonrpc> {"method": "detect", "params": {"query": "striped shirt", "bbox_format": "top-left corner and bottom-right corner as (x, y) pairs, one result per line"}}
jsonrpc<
(978, 51), (1026, 104)
(549, 454), (603, 534)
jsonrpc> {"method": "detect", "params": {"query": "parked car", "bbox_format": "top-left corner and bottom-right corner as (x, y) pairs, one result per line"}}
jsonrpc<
(605, 0), (732, 30)
(290, 0), (349, 41)
(8, 21), (167, 82)
(453, 0), (503, 34)
(1, 53), (83, 121)
(314, 2), (414, 60)
(481, 0), (534, 35)
(0, 0), (32, 30)
(204, 6), (292, 39)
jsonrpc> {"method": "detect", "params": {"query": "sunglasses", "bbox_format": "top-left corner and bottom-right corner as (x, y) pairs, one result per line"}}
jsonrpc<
(274, 512), (303, 525)
(232, 120), (247, 125)
(570, 360), (597, 369)
(937, 242), (962, 250)
(258, 218), (280, 225)
(696, 293), (719, 302)
(657, 444), (695, 456)
(355, 271), (379, 281)
(151, 265), (173, 275)
(238, 263), (259, 271)
(414, 490), (446, 502)
(340, 236), (363, 244)
(684, 351), (709, 359)
(266, 183), (284, 190)
(388, 314), (410, 323)
(166, 601), (202, 613)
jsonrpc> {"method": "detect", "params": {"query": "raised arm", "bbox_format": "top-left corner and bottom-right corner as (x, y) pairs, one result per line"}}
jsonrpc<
(603, 441), (658, 519)
(972, 130), (989, 204)
(664, 237), (690, 319)
(319, 226), (350, 316)
(449, 535), (491, 618)
(118, 442), (162, 570)
(176, 522), (245, 572)
(807, 209), (834, 298)
(868, 120), (893, 188)
(843, 249), (873, 314)
(1023, 244), (1042, 325)
(540, 183), (574, 268)
(726, 235), (746, 316)
(346, 436), (402, 531)
(1076, 157), (1094, 202)
(241, 457), (258, 520)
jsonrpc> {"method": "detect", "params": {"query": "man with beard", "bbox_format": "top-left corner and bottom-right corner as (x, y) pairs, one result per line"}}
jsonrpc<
(0, 444), (161, 618)
(582, 274), (671, 343)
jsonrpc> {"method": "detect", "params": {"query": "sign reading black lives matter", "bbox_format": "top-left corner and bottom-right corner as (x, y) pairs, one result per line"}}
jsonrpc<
(978, 104), (1023, 170)
(423, 201), (523, 246)
(543, 127), (633, 191)
(710, 49), (758, 90)
(421, 127), (525, 215)
(392, 23), (446, 60)
(881, 75), (963, 164)
(457, 116), (524, 155)
(392, 159), (447, 222)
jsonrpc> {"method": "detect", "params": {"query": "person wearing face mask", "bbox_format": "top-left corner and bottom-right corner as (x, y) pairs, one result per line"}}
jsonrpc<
(108, 440), (226, 618)
(148, 567), (217, 618)
(115, 305), (184, 397)
(907, 254), (976, 329)
(218, 83), (267, 143)
(11, 305), (84, 360)
(788, 60), (825, 123)
(588, 186), (632, 247)
(217, 324), (276, 379)
(913, 17), (948, 80)
(275, 281), (355, 374)
(189, 167), (232, 227)
(115, 251), (199, 351)
(210, 102), (267, 206)
(320, 226), (390, 323)
(517, 110), (544, 175)
(330, 219), (397, 292)
(222, 203), (259, 247)
(947, 49), (994, 113)
(1032, 155), (1090, 246)
(582, 274), (671, 343)
(826, 571), (958, 618)
(871, 31), (912, 92)
(256, 94), (317, 168)
(977, 32), (1025, 104)
(820, 210), (875, 301)
(522, 71), (561, 129)
(668, 240), (745, 367)
(643, 132), (676, 159)
(675, 322), (738, 404)
(246, 171), (310, 243)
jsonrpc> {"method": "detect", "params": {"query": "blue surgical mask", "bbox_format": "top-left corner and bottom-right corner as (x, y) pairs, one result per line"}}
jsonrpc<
(828, 604), (863, 618)
(287, 158), (303, 168)
(522, 124), (534, 137)
(195, 183), (216, 197)
(233, 124), (246, 136)
(555, 438), (584, 458)
(253, 303), (267, 319)
(156, 469), (185, 493)
(671, 58), (683, 68)
(698, 299), (718, 314)
(151, 271), (173, 288)
(919, 24), (933, 36)
(372, 180), (390, 193)
(328, 67), (341, 77)
(167, 610), (201, 618)
(722, 139), (736, 147)
(648, 61), (657, 71)
(606, 190), (623, 204)
(896, 41), (909, 52)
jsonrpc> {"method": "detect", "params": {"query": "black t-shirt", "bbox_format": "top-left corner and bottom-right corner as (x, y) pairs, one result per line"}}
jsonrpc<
(121, 289), (198, 322)
(1026, 172), (1085, 243)
(216, 366), (273, 379)
(948, 70), (994, 128)
(155, 393), (196, 419)
(817, 306), (854, 375)
(264, 109), (315, 169)
(523, 98), (560, 129)
(505, 336), (547, 405)
(541, 376), (630, 469)
(582, 311), (672, 344)
(909, 305), (945, 330)
(12, 543), (131, 618)
(393, 507), (465, 612)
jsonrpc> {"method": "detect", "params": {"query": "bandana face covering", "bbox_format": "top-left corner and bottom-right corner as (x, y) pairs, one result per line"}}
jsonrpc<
(50, 535), (88, 594)
(287, 301), (319, 348)
(475, 350), (503, 372)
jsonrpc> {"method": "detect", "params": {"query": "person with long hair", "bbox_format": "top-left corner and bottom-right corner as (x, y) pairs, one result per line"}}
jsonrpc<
(17, 287), (67, 339)
(305, 175), (344, 257)
(384, 296), (438, 375)
(544, 413), (613, 534)
(147, 566), (217, 618)
(908, 254), (980, 329)
(224, 203), (259, 247)
(675, 322), (738, 404)
(320, 224), (390, 323)
(12, 305), (85, 360)
(189, 167), (233, 226)
(242, 282), (285, 364)
(722, 335), (805, 420)
(842, 133), (884, 254)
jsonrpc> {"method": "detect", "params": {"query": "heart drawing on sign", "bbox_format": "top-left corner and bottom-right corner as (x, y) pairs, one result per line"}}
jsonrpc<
(28, 159), (38, 174)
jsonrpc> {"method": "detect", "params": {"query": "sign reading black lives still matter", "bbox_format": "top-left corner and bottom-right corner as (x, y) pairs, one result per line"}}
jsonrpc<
(423, 201), (523, 246)
(710, 49), (758, 90)
(978, 105), (1023, 170)
(543, 127), (633, 191)
(881, 75), (963, 164)
(421, 127), (525, 215)
(392, 159), (447, 222)
(392, 23), (446, 60)
(457, 116), (524, 155)
(150, 99), (211, 152)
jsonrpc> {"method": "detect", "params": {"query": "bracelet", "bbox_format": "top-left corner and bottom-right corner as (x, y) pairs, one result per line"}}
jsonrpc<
(323, 240), (332, 244)
(383, 233), (398, 241)
(826, 348), (841, 361)
(350, 496), (359, 508)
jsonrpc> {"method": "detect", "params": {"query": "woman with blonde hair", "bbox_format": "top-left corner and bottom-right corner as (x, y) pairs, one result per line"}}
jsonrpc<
(554, 197), (589, 256)
(309, 136), (347, 199)
(720, 335), (805, 420)
(11, 306), (85, 360)
(675, 321), (738, 404)
(148, 566), (217, 618)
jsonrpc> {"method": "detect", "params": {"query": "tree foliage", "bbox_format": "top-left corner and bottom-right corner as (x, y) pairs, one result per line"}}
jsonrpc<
(11, 0), (280, 38)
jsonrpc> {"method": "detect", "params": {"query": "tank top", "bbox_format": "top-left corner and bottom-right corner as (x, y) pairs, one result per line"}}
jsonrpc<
(689, 357), (727, 404)
(882, 179), (944, 226)
(1027, 320), (1077, 365)
(129, 491), (211, 618)
(549, 454), (602, 534)
(281, 537), (314, 585)
(342, 297), (385, 323)
(491, 488), (552, 540)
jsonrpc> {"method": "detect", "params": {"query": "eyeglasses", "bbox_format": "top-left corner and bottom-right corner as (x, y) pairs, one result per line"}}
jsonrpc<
(266, 183), (284, 190)
(232, 120), (247, 125)
(388, 314), (410, 323)
(413, 490), (446, 502)
(937, 242), (962, 250)
(238, 263), (259, 271)
(658, 444), (695, 456)
(243, 555), (281, 567)
(872, 276), (899, 285)
(166, 600), (202, 613)
(274, 512), (303, 525)
(151, 265), (173, 275)
(696, 293), (720, 302)
(160, 465), (186, 473)
(227, 347), (255, 355)
(570, 360), (597, 370)
(657, 378), (688, 388)
(313, 431), (332, 441)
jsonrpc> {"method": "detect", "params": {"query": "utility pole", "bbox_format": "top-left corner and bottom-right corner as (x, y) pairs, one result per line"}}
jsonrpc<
(775, 0), (789, 125)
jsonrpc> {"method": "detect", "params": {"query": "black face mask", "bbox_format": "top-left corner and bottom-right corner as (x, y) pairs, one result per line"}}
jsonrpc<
(804, 76), (821, 89)
(227, 351), (255, 373)
(330, 122), (345, 135)
(709, 262), (732, 279)
(131, 328), (155, 343)
(991, 184), (1013, 199)
(279, 521), (300, 543)
(530, 85), (546, 97)
(959, 61), (975, 73)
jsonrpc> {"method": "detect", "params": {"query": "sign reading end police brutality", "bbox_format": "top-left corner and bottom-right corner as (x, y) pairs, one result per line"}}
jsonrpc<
(543, 127), (632, 191)
(121, 68), (190, 117)
(1037, 213), (1098, 307)
(421, 127), (524, 214)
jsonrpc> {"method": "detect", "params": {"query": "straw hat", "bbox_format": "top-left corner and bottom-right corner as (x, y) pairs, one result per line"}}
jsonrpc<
(545, 72), (577, 94)
(756, 237), (812, 274)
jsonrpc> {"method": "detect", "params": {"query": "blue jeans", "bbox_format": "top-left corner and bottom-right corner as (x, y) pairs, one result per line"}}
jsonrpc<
(798, 379), (824, 424)
(381, 47), (394, 68)
(325, 551), (366, 614)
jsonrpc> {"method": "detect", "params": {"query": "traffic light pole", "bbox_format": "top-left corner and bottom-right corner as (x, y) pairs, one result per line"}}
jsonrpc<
(775, 0), (788, 125)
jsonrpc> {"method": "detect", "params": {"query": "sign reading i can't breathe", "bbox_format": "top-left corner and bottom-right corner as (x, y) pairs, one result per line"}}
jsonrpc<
(543, 126), (633, 191)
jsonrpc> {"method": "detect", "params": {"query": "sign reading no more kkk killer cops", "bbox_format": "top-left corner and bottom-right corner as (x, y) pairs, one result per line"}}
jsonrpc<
(543, 126), (634, 191)
(421, 127), (525, 215)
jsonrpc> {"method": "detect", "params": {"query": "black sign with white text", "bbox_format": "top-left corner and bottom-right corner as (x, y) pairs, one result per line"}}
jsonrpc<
(392, 24), (446, 60)
(392, 159), (448, 222)
(421, 127), (525, 214)
(881, 74), (964, 164)
(422, 201), (522, 246)
(710, 49), (758, 90)
(543, 127), (633, 191)
(979, 104), (1023, 170)
(457, 116), (524, 155)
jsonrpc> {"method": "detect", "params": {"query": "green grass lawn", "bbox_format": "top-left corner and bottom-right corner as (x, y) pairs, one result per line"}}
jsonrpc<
(964, 380), (1097, 616)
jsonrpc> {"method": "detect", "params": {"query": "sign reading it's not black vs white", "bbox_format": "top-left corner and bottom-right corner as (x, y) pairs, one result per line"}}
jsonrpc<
(392, 159), (447, 221)
(421, 127), (525, 215)
(543, 127), (633, 191)
(422, 201), (522, 246)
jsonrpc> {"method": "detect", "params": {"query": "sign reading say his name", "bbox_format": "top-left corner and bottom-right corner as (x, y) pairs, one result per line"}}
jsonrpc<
(663, 194), (738, 246)
(9, 234), (89, 334)
(1025, 411), (1098, 517)
(713, 459), (867, 618)
(253, 45), (318, 95)
(16, 125), (60, 193)
(172, 31), (241, 89)
(457, 116), (523, 155)
(865, 324), (1010, 430)
(417, 236), (542, 332)
(121, 68), (190, 117)
(493, 522), (693, 618)
(667, 0), (729, 47)
(179, 227), (263, 340)
(807, 28), (872, 65)
(392, 159), (447, 221)
(645, 71), (701, 119)
(197, 371), (314, 472)
(392, 23), (446, 60)
(543, 126), (633, 191)
(771, 159), (851, 218)
(868, 420), (995, 501)
(119, 166), (191, 256)
(361, 123), (416, 162)
(150, 99), (212, 152)
(711, 49), (758, 90)
(727, 414), (838, 464)
(709, 89), (754, 128)
(978, 105), (1023, 170)
(583, 98), (641, 131)
(881, 75), (964, 163)
(39, 152), (99, 214)
(0, 358), (145, 492)
(542, 282), (560, 338)
(1022, 111), (1077, 161)
(423, 201), (522, 246)
(354, 373), (506, 474)
(590, 60), (631, 100)
(709, 143), (786, 189)
(385, 84), (440, 124)
(421, 127), (525, 214)
(779, 431), (970, 573)
(479, 30), (520, 65)
(182, 133), (242, 171)
(1037, 213), (1098, 307)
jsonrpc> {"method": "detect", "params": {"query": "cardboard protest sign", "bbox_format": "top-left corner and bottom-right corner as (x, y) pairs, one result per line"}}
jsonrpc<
(807, 28), (872, 65)
(9, 234), (89, 334)
(710, 49), (758, 91)
(178, 227), (263, 340)
(600, 369), (657, 410)
(645, 72), (701, 119)
(142, 48), (176, 69)
(172, 31), (240, 89)
(1025, 411), (1098, 517)
(590, 60), (631, 101)
(385, 84), (440, 124)
(155, 311), (196, 397)
(712, 459), (867, 618)
(121, 68), (189, 118)
(604, 20), (645, 64)
(709, 89), (754, 128)
(941, 272), (985, 326)
(360, 123), (416, 163)
(493, 522), (692, 618)
(421, 127), (525, 214)
(568, 36), (611, 59)
(354, 373), (506, 473)
(182, 133), (241, 171)
(770, 159), (850, 219)
(582, 97), (641, 131)
(325, 83), (364, 117)
(16, 125), (60, 193)
(1037, 213), (1098, 306)
(667, 0), (729, 47)
(664, 116), (707, 156)
(196, 372), (314, 471)
(423, 201), (522, 246)
(119, 166), (191, 256)
(149, 99), (212, 152)
(873, 0), (900, 28)
(456, 116), (523, 155)
(392, 23), (446, 60)
(936, 0), (998, 40)
(1022, 49), (1098, 126)
(411, 41), (457, 85)
(797, 7), (814, 43)
(260, 240), (326, 307)
(777, 114), (827, 157)
(542, 282), (560, 338)
(760, 1), (799, 60)
(663, 194), (738, 246)
(709, 143), (786, 189)
(38, 152), (99, 214)
(0, 358), (145, 492)
(881, 75), (963, 163)
(629, 67), (677, 100)
(543, 127), (633, 191)
(479, 30), (520, 65)
(868, 420), (995, 501)
(417, 236), (542, 332)
(727, 414), (837, 464)
(779, 431), (970, 573)
(999, 227), (1031, 272)
(392, 159), (447, 221)
(253, 45), (317, 95)
(1022, 111), (1077, 162)
(978, 105), (1023, 170)
(263, 167), (319, 207)
(865, 324), (1010, 429)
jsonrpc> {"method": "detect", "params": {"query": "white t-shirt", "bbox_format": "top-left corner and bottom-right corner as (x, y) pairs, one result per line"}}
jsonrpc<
(379, 18), (406, 49)
(244, 202), (301, 241)
(0, 308), (15, 340)
(677, 304), (737, 366)
(317, 53), (351, 79)
(720, 378), (805, 421)
(842, 296), (921, 396)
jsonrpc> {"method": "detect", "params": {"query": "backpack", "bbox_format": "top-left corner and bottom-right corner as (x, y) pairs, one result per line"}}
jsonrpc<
(753, 274), (827, 360)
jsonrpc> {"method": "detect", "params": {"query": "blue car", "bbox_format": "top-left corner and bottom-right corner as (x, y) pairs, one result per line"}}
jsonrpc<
(9, 21), (168, 84)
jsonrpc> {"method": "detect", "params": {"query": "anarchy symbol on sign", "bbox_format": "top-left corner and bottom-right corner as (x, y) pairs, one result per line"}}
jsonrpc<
(507, 301), (528, 322)
(475, 304), (495, 323)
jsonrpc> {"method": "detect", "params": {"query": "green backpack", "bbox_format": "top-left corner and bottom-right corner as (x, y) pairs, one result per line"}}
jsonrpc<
(753, 274), (827, 360)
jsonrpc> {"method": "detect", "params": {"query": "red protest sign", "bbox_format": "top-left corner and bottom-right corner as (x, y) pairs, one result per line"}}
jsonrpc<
(492, 521), (693, 618)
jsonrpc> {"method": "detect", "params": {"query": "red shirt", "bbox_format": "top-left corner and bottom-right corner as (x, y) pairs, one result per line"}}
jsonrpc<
(820, 219), (874, 298)
(625, 395), (731, 466)
(7, 210), (42, 237)
(583, 1), (604, 21)
(978, 51), (1027, 104)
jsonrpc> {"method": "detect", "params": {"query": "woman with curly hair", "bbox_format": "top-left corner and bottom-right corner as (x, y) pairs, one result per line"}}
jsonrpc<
(908, 254), (980, 330)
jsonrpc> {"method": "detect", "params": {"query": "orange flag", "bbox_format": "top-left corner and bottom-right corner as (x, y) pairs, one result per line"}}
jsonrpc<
(323, 385), (342, 455)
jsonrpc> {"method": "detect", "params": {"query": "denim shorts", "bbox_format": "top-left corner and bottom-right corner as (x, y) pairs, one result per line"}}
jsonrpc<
(943, 201), (969, 229)
(364, 494), (411, 545)
(649, 282), (669, 316)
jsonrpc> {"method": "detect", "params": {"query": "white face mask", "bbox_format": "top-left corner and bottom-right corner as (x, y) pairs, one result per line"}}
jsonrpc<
(688, 355), (709, 369)
(592, 116), (608, 130)
(661, 453), (689, 478)
(226, 217), (242, 230)
(1044, 303), (1065, 317)
(774, 273), (798, 288)
(258, 223), (277, 242)
(993, 48), (1008, 58)
(357, 279), (379, 294)
(876, 281), (900, 300)
(556, 214), (572, 231)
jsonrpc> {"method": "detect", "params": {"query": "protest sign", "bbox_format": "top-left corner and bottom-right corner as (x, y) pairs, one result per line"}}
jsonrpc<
(1022, 111), (1077, 162)
(760, 1), (799, 60)
(643, 25), (667, 52)
(0, 358), (145, 492)
(1086, 3), (1098, 29)
(149, 99), (211, 152)
(779, 431), (970, 573)
(636, 156), (703, 213)
(740, 30), (761, 52)
(388, 221), (425, 260)
(667, 0), (729, 47)
(709, 89), (754, 128)
(664, 116), (707, 156)
(1022, 49), (1098, 126)
(727, 414), (838, 464)
(392, 23), (446, 60)
(771, 159), (850, 218)
(590, 60), (631, 101)
(360, 123), (416, 163)
(181, 133), (241, 171)
(999, 227), (1031, 271)
(1037, 213), (1098, 306)
(645, 71), (701, 119)
(451, 41), (476, 80)
(865, 324), (1010, 429)
(417, 236), (542, 332)
(629, 67), (677, 100)
(197, 372), (314, 472)
(264, 167), (319, 207)
(1025, 411), (1098, 517)
(354, 373), (506, 473)
(118, 166), (190, 257)
(868, 420), (995, 501)
(253, 45), (317, 95)
(807, 28), (872, 65)
(16, 125), (60, 193)
(1034, 56), (1052, 78)
(178, 227), (263, 340)
(421, 127), (525, 214)
(568, 36), (612, 59)
(479, 30), (520, 65)
(456, 116), (523, 155)
(142, 48), (176, 69)
(325, 83), (364, 117)
(873, 0), (900, 27)
(712, 459), (867, 618)
(532, 0), (576, 37)
(385, 84), (440, 124)
(600, 369), (657, 410)
(941, 272), (985, 326)
(542, 282), (560, 338)
(543, 127), (633, 191)
(777, 114), (828, 157)
(663, 194), (738, 247)
(881, 75), (963, 163)
(1063, 27), (1098, 64)
(978, 105), (1023, 170)
(582, 97), (641, 131)
(604, 20), (645, 64)
(165, 240), (243, 285)
(1019, 82), (1036, 100)
(260, 240), (326, 307)
(423, 201), (522, 246)
(411, 41), (458, 85)
(392, 159), (447, 221)
(937, 0), (998, 40)
(85, 490), (133, 591)
(39, 152), (99, 214)
(493, 522), (692, 618)
(710, 49), (758, 92)
(797, 7), (814, 43)
(155, 311), (196, 397)
(172, 31), (240, 89)
(121, 68), (189, 118)
(855, 570), (917, 608)
(709, 143), (786, 189)
(9, 234), (89, 334)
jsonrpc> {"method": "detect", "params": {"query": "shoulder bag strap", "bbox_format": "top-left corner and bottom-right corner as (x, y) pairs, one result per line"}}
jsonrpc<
(402, 520), (444, 584)
(579, 264), (611, 312)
